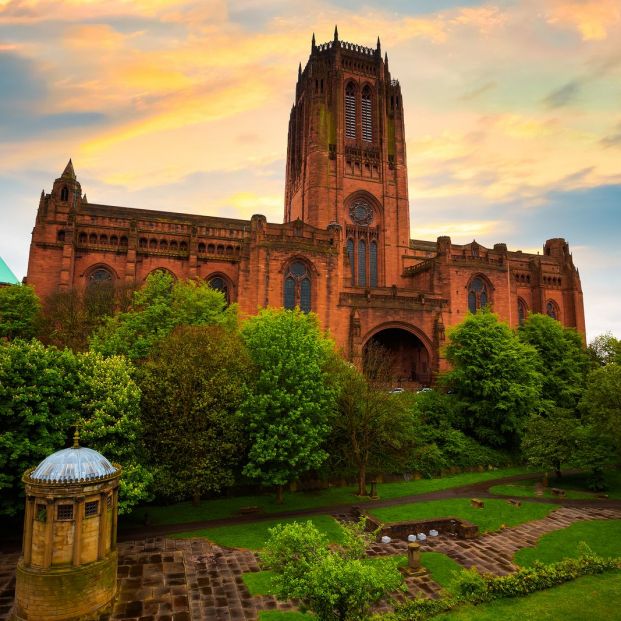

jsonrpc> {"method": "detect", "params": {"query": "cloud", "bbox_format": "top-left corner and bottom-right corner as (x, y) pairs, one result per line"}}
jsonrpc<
(458, 80), (496, 101)
(545, 0), (621, 41)
(600, 122), (621, 148)
(543, 80), (581, 108)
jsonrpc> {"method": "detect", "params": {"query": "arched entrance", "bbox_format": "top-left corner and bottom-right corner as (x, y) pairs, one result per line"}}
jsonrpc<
(363, 326), (432, 388)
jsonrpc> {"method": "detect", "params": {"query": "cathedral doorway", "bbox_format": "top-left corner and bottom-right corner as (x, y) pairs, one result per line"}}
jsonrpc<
(363, 326), (432, 388)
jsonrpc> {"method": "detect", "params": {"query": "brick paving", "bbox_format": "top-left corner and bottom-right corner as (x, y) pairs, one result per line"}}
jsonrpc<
(2, 505), (621, 620)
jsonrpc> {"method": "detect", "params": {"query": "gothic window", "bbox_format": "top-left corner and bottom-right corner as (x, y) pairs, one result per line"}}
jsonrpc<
(284, 261), (312, 312)
(518, 298), (527, 325)
(89, 233), (97, 244)
(139, 237), (147, 248)
(546, 300), (558, 320)
(160, 239), (168, 250)
(468, 276), (489, 313)
(198, 242), (206, 253)
(208, 276), (230, 303)
(149, 239), (157, 249)
(358, 239), (367, 287)
(57, 230), (65, 242)
(361, 85), (372, 142)
(179, 241), (188, 251)
(120, 236), (128, 247)
(60, 186), (69, 202)
(88, 267), (113, 285)
(370, 240), (378, 287)
(99, 234), (108, 245)
(110, 235), (118, 246)
(345, 82), (357, 140)
(347, 238), (355, 285)
(170, 240), (178, 250)
(79, 232), (87, 244)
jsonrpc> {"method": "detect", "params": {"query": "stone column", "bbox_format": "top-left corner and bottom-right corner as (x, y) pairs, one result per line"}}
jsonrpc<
(111, 488), (118, 550)
(98, 493), (108, 560)
(407, 542), (421, 571)
(22, 496), (34, 566)
(73, 497), (84, 567)
(43, 498), (54, 568)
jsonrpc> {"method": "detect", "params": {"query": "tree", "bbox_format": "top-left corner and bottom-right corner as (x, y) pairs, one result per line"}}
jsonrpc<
(588, 332), (621, 367)
(76, 352), (152, 513)
(262, 520), (402, 621)
(444, 309), (543, 448)
(90, 271), (236, 360)
(0, 340), (77, 516)
(139, 325), (249, 504)
(0, 284), (41, 340)
(579, 364), (621, 460)
(518, 313), (589, 411)
(328, 355), (414, 496)
(240, 308), (335, 503)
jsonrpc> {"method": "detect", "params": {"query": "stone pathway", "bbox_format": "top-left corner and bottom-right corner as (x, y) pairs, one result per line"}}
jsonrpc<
(2, 505), (621, 620)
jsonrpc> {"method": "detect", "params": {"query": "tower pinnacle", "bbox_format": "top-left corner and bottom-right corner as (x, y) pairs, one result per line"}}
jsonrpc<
(61, 159), (76, 180)
(334, 25), (339, 42)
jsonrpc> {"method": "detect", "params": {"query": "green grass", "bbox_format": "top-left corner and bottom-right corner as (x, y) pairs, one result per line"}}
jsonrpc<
(124, 467), (532, 527)
(369, 498), (557, 533)
(259, 612), (315, 620)
(434, 571), (621, 620)
(489, 482), (594, 500)
(243, 570), (277, 596)
(515, 520), (621, 566)
(170, 514), (344, 549)
(421, 552), (463, 592)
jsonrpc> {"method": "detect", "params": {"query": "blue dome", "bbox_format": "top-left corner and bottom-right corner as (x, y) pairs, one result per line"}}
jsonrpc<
(30, 446), (117, 483)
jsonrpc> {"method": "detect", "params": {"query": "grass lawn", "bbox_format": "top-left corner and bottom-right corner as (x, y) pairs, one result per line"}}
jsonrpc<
(489, 482), (594, 500)
(369, 498), (557, 533)
(124, 467), (532, 527)
(243, 570), (277, 596)
(434, 571), (621, 620)
(259, 612), (315, 620)
(515, 519), (621, 566)
(170, 514), (344, 549)
(421, 552), (463, 592)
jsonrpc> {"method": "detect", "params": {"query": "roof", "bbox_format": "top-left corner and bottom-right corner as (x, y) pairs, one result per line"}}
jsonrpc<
(0, 257), (19, 284)
(30, 444), (118, 483)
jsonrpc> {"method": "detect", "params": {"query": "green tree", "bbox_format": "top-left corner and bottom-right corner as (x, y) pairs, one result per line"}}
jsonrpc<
(240, 308), (335, 503)
(0, 284), (41, 340)
(90, 271), (236, 360)
(444, 309), (543, 448)
(262, 520), (402, 621)
(579, 364), (621, 460)
(328, 355), (414, 496)
(139, 325), (249, 504)
(588, 332), (621, 367)
(518, 313), (589, 411)
(76, 352), (152, 513)
(0, 340), (77, 516)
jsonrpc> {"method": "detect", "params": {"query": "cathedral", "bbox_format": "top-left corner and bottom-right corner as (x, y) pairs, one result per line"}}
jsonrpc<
(25, 30), (585, 386)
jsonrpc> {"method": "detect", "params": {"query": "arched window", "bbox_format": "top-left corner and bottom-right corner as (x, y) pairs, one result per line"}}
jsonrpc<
(110, 235), (118, 246)
(468, 276), (489, 313)
(208, 276), (230, 303)
(207, 243), (215, 253)
(60, 186), (69, 202)
(99, 234), (108, 245)
(345, 82), (357, 140)
(370, 240), (378, 287)
(347, 238), (355, 285)
(57, 230), (65, 242)
(170, 240), (178, 250)
(89, 233), (97, 244)
(546, 300), (558, 320)
(284, 261), (312, 313)
(518, 299), (528, 325)
(120, 236), (128, 247)
(179, 241), (188, 252)
(198, 242), (206, 253)
(88, 267), (113, 285)
(358, 239), (367, 287)
(149, 239), (157, 249)
(160, 239), (168, 250)
(361, 85), (372, 142)
(78, 232), (87, 244)
(139, 237), (147, 248)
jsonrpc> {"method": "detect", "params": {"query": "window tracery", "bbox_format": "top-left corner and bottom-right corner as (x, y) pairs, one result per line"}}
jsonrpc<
(284, 261), (311, 312)
(468, 276), (489, 313)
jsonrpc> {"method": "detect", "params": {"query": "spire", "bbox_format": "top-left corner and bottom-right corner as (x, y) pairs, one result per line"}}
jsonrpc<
(384, 52), (389, 69)
(61, 158), (76, 180)
(376, 36), (381, 53)
(311, 32), (316, 51)
(334, 25), (339, 42)
(298, 62), (302, 78)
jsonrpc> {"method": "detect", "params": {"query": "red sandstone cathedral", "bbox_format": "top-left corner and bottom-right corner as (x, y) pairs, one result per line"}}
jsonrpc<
(26, 31), (585, 385)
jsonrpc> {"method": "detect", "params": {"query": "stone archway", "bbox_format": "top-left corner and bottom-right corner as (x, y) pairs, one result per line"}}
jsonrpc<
(363, 325), (432, 387)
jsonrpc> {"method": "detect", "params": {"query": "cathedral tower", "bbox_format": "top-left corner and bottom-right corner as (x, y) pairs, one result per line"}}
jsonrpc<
(284, 29), (410, 287)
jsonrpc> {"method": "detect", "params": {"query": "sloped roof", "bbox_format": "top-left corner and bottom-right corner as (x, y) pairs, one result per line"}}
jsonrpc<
(0, 256), (19, 284)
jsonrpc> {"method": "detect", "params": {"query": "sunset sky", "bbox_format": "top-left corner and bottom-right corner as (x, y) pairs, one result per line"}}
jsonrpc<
(1, 0), (619, 339)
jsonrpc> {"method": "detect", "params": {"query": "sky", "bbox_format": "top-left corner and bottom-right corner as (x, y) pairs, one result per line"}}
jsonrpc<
(0, 0), (620, 340)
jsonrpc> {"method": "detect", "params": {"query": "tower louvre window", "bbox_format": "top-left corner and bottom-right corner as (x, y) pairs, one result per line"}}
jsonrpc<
(345, 83), (357, 140)
(361, 86), (372, 142)
(358, 239), (367, 287)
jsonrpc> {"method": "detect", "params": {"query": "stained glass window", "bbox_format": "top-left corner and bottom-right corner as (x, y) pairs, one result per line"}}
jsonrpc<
(370, 241), (378, 287)
(358, 239), (367, 287)
(468, 277), (489, 313)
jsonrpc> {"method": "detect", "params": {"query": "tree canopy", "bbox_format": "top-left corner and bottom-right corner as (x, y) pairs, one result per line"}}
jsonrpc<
(0, 284), (41, 341)
(444, 309), (543, 448)
(240, 308), (336, 502)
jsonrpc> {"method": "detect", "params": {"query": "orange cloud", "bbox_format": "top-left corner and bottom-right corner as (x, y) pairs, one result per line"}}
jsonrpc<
(546, 0), (621, 41)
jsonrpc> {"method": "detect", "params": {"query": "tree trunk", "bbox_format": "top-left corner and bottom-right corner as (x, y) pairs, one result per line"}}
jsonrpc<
(192, 491), (201, 507)
(276, 484), (284, 505)
(357, 464), (367, 497)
